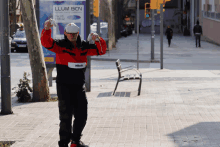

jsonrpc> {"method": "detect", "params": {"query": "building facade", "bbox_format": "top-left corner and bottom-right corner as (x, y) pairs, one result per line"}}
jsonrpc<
(200, 0), (220, 45)
(132, 0), (220, 46)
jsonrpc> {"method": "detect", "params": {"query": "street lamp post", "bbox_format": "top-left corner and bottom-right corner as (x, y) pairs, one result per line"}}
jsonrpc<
(151, 9), (155, 61)
(1, 0), (13, 115)
(137, 0), (139, 70)
(160, 3), (163, 69)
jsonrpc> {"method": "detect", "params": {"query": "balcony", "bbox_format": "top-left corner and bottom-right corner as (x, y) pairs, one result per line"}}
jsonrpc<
(203, 11), (220, 21)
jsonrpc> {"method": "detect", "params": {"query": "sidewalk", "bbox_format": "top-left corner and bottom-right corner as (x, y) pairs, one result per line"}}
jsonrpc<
(91, 33), (220, 63)
(1, 33), (220, 147)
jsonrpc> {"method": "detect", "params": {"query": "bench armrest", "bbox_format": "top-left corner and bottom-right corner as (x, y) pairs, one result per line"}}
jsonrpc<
(121, 68), (141, 76)
(120, 65), (135, 72)
(120, 68), (134, 73)
(122, 65), (135, 69)
(131, 68), (142, 75)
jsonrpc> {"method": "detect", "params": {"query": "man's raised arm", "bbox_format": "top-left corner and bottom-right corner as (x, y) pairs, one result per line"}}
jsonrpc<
(40, 19), (63, 54)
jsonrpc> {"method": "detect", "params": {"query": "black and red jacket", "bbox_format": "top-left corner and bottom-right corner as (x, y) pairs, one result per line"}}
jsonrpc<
(41, 29), (107, 85)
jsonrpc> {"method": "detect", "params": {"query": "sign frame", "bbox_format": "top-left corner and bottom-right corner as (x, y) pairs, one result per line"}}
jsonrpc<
(39, 0), (87, 65)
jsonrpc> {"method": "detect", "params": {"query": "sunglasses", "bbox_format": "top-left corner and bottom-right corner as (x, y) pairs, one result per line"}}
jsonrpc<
(66, 32), (78, 36)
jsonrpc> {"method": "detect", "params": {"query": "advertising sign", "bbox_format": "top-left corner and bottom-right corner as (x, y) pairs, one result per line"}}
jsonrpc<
(39, 0), (86, 64)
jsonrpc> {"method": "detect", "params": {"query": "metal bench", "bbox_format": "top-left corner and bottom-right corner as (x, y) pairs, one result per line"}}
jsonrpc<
(113, 59), (142, 96)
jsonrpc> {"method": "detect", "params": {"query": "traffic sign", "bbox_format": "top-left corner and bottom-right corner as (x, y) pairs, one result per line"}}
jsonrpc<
(93, 0), (99, 17)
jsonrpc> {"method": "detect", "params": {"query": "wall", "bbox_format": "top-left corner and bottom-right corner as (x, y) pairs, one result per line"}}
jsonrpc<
(200, 0), (220, 45)
(203, 18), (220, 45)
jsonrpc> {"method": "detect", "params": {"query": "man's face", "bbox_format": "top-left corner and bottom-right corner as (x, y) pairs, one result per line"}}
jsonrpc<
(64, 31), (79, 42)
(20, 27), (24, 31)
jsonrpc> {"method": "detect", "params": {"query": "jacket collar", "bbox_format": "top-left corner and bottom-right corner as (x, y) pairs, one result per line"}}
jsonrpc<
(64, 34), (82, 49)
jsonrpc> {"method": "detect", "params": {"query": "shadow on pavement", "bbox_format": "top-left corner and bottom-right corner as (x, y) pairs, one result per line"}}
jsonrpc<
(0, 93), (58, 113)
(167, 122), (220, 146)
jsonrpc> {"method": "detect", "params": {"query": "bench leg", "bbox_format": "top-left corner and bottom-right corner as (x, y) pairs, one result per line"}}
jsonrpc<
(113, 80), (119, 95)
(138, 78), (142, 96)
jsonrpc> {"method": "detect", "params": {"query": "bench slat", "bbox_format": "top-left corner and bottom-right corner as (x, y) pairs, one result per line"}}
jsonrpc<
(133, 74), (136, 79)
(120, 74), (142, 80)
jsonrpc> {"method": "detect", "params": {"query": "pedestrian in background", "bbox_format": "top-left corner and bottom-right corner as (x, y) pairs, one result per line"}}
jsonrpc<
(41, 19), (107, 147)
(193, 20), (203, 48)
(165, 25), (173, 47)
(19, 24), (24, 31)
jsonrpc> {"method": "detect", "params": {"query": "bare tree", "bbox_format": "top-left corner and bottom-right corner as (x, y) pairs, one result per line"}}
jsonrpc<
(20, 0), (50, 102)
(112, 0), (117, 48)
(9, 0), (17, 36)
(100, 0), (116, 50)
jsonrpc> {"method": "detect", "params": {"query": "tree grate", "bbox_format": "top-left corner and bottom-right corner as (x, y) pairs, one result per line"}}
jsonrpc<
(97, 92), (131, 98)
(0, 141), (16, 147)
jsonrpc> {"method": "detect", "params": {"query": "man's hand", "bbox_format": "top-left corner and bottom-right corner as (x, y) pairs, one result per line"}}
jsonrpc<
(44, 18), (53, 30)
(91, 33), (97, 41)
(87, 33), (100, 43)
(91, 33), (100, 41)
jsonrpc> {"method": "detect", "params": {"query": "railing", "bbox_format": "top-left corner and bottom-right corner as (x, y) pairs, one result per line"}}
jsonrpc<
(203, 11), (220, 21)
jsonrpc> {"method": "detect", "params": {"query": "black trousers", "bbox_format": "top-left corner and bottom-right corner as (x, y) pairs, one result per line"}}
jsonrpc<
(57, 82), (88, 146)
(168, 38), (171, 46)
(195, 35), (201, 47)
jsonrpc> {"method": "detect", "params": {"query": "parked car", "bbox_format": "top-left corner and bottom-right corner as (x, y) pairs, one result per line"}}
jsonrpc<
(11, 30), (28, 52)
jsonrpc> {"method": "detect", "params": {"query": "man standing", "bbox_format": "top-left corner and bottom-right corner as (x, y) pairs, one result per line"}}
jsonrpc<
(165, 25), (173, 47)
(193, 20), (203, 47)
(41, 19), (107, 147)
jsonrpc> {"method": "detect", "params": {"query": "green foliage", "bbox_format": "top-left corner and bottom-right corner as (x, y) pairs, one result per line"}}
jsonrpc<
(14, 72), (33, 103)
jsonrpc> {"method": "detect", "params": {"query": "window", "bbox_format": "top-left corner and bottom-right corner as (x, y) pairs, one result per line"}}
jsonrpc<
(215, 4), (218, 12)
(208, 4), (212, 11)
(15, 31), (26, 38)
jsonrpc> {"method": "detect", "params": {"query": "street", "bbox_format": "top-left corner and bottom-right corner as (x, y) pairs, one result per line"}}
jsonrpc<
(0, 33), (220, 147)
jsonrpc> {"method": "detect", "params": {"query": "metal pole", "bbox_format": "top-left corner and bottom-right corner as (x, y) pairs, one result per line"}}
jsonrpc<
(35, 0), (39, 30)
(85, 0), (91, 92)
(151, 9), (155, 60)
(1, 0), (13, 115)
(137, 0), (139, 70)
(191, 0), (194, 36)
(195, 0), (197, 22)
(160, 3), (163, 69)
(97, 0), (100, 36)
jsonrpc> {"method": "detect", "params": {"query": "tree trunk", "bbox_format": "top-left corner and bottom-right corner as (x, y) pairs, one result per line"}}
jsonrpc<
(9, 0), (17, 36)
(99, 0), (116, 50)
(20, 0), (50, 102)
(108, 0), (113, 50)
(110, 0), (116, 49)
(112, 0), (117, 47)
(100, 0), (111, 50)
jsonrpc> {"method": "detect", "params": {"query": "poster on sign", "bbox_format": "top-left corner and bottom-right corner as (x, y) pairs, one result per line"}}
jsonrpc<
(39, 0), (86, 64)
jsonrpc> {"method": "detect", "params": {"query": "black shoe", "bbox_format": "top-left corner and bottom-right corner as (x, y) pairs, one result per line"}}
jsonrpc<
(71, 140), (89, 147)
(58, 141), (69, 147)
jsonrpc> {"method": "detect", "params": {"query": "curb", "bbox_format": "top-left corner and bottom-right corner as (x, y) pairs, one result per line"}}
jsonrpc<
(91, 57), (160, 63)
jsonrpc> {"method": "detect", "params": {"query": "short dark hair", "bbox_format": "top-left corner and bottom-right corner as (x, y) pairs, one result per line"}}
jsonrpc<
(196, 20), (199, 25)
